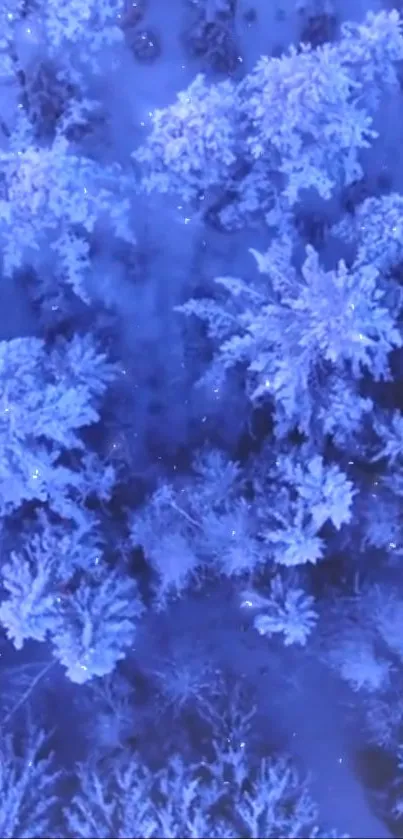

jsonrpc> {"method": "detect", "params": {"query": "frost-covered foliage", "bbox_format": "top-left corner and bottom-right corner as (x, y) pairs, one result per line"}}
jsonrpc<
(41, 0), (124, 58)
(321, 582), (403, 702)
(315, 374), (374, 451)
(0, 130), (133, 300)
(0, 329), (144, 685)
(179, 236), (401, 435)
(1, 1), (403, 834)
(0, 333), (116, 516)
(233, 757), (318, 838)
(134, 73), (237, 201)
(0, 538), (60, 651)
(0, 514), (104, 649)
(64, 744), (334, 838)
(129, 448), (264, 598)
(0, 0), (124, 76)
(336, 9), (403, 90)
(0, 515), (145, 683)
(371, 410), (403, 465)
(237, 43), (375, 206)
(150, 636), (222, 719)
(130, 439), (354, 617)
(275, 450), (356, 532)
(328, 632), (391, 693)
(0, 726), (60, 838)
(249, 443), (355, 567)
(135, 10), (403, 220)
(65, 756), (158, 838)
(51, 570), (144, 684)
(243, 575), (318, 647)
(333, 193), (403, 277)
(129, 481), (201, 603)
(76, 673), (135, 755)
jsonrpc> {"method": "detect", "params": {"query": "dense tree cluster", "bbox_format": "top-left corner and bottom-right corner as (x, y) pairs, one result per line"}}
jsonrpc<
(0, 0), (402, 836)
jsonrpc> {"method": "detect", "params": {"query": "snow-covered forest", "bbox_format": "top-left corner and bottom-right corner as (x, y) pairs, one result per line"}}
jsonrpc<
(1, 0), (403, 835)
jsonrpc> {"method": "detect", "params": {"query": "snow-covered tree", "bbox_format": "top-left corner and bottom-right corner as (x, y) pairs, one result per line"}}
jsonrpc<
(250, 444), (355, 568)
(179, 238), (401, 436)
(134, 10), (403, 223)
(0, 1), (400, 832)
(0, 333), (116, 516)
(0, 725), (61, 838)
(134, 73), (237, 202)
(0, 128), (133, 301)
(129, 448), (267, 597)
(333, 193), (403, 278)
(65, 743), (338, 838)
(242, 575), (318, 647)
(0, 513), (104, 649)
(0, 514), (145, 683)
(0, 0), (125, 78)
(52, 570), (144, 684)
